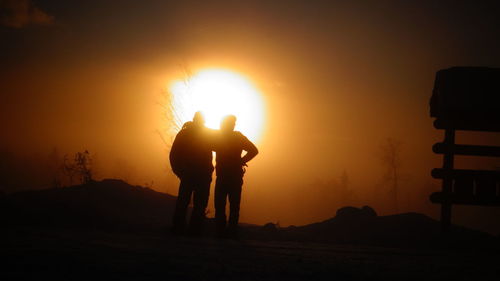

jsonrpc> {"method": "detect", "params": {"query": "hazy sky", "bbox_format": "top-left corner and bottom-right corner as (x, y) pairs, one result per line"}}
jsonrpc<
(1, 0), (500, 228)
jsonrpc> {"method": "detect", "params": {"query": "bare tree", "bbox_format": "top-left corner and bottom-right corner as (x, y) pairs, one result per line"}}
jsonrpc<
(380, 138), (403, 213)
(74, 150), (93, 184)
(61, 150), (93, 186)
(156, 64), (194, 152)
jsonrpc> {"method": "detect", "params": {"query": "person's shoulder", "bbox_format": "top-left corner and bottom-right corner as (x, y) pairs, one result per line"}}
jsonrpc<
(233, 131), (249, 141)
(233, 131), (244, 137)
(182, 121), (193, 130)
(175, 124), (196, 140)
(176, 127), (190, 137)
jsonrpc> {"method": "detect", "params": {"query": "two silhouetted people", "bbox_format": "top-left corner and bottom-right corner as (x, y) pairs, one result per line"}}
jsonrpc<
(169, 112), (258, 238)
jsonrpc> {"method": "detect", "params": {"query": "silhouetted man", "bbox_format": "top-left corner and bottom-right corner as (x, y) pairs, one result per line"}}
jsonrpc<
(214, 115), (258, 238)
(170, 112), (214, 235)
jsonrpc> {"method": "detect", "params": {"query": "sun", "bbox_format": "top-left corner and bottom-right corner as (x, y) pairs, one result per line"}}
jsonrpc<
(169, 69), (265, 142)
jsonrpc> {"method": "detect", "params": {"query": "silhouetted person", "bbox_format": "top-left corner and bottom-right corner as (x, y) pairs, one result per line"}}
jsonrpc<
(170, 112), (214, 235)
(214, 115), (258, 238)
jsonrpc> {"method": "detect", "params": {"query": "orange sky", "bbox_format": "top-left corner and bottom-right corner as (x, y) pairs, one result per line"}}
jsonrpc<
(1, 0), (500, 231)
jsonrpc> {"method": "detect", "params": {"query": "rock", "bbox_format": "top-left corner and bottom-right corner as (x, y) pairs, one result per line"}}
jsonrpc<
(361, 205), (377, 217)
(336, 206), (377, 220)
(261, 222), (278, 232)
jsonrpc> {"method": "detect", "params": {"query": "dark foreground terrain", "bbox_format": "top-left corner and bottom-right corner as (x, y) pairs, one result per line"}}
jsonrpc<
(1, 226), (499, 281)
(1, 180), (499, 280)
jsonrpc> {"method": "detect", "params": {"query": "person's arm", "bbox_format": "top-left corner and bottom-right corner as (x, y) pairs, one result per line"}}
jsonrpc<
(240, 134), (258, 165)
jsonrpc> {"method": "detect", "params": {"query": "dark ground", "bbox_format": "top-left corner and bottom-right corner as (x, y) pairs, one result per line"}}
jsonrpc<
(1, 180), (499, 280)
(1, 226), (499, 281)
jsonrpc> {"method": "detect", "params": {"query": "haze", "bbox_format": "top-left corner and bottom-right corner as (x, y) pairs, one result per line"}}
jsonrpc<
(1, 0), (499, 232)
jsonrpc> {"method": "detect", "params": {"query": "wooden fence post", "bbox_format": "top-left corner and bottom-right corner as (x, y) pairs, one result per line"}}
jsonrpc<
(441, 128), (455, 232)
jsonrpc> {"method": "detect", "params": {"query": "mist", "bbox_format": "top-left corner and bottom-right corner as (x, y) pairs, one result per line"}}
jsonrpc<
(1, 0), (500, 233)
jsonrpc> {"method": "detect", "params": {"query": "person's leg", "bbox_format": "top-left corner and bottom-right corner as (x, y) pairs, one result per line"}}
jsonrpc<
(227, 178), (243, 238)
(214, 177), (228, 236)
(189, 178), (211, 235)
(172, 179), (193, 235)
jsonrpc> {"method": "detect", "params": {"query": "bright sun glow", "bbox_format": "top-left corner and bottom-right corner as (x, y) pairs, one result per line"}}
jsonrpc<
(169, 69), (265, 142)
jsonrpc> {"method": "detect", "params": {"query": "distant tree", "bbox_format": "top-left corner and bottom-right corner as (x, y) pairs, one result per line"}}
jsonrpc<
(61, 150), (94, 186)
(74, 150), (93, 184)
(380, 138), (403, 213)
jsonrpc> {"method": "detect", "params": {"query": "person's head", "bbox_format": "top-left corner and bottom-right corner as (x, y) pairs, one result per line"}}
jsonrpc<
(220, 115), (236, 132)
(192, 111), (205, 127)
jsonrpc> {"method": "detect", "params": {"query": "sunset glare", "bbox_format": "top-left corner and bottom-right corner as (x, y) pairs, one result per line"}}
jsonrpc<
(169, 69), (265, 142)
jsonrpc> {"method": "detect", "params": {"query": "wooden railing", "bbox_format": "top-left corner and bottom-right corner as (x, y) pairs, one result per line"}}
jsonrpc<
(430, 127), (500, 231)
